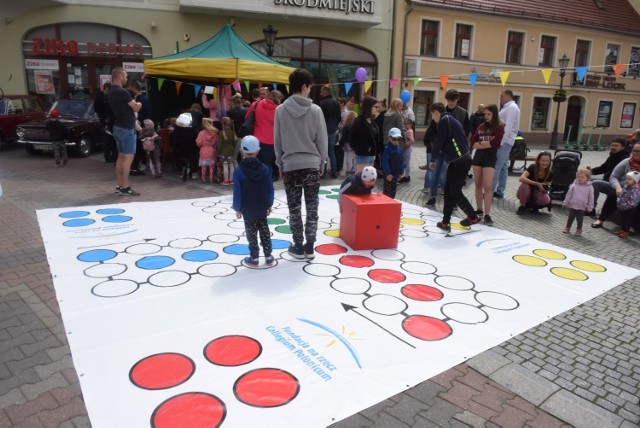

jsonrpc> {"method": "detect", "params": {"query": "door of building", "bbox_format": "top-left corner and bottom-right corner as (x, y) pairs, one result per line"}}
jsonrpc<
(565, 97), (583, 142)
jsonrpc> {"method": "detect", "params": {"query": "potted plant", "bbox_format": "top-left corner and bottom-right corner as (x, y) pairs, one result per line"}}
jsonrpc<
(552, 89), (567, 102)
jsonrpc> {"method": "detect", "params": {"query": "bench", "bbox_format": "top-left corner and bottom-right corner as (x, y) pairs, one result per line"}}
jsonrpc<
(508, 155), (537, 173)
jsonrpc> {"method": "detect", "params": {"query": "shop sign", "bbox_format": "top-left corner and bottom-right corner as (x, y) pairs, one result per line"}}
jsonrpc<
(25, 59), (59, 70)
(123, 62), (145, 73)
(31, 38), (144, 57)
(273, 0), (375, 15)
(584, 73), (626, 90)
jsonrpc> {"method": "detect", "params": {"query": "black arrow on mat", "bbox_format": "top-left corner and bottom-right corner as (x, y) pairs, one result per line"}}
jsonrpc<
(341, 303), (416, 348)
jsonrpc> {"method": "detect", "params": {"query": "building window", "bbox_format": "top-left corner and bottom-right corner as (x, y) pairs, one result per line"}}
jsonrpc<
(420, 20), (439, 56)
(575, 40), (590, 67)
(629, 47), (640, 77)
(531, 97), (551, 130)
(454, 24), (472, 59)
(596, 101), (613, 128)
(604, 43), (620, 73)
(413, 90), (435, 127)
(538, 36), (556, 67)
(506, 31), (524, 64)
(621, 102), (636, 128)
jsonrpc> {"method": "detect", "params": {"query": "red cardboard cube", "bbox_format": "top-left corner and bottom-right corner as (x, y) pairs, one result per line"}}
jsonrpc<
(340, 194), (402, 250)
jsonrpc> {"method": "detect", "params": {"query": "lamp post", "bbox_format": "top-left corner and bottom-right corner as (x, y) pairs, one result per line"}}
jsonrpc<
(262, 24), (278, 57)
(549, 54), (570, 150)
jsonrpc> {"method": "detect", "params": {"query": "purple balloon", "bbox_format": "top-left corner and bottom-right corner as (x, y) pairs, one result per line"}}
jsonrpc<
(355, 67), (367, 83)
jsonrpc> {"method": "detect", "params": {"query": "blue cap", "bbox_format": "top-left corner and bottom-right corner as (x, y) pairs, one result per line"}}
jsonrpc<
(241, 135), (260, 154)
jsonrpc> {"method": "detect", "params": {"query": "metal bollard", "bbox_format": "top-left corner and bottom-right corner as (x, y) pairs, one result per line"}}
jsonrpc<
(564, 125), (573, 149)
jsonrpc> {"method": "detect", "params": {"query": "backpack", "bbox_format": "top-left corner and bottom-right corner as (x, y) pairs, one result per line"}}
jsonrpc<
(510, 136), (528, 158)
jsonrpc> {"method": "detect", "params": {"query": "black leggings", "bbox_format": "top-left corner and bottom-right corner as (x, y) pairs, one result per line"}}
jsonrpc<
(566, 208), (585, 230)
(443, 159), (475, 223)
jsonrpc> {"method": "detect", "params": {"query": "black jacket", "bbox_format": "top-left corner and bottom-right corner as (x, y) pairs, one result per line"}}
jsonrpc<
(350, 117), (378, 156)
(318, 95), (342, 134)
(46, 119), (70, 142)
(432, 113), (471, 164)
(591, 149), (628, 181)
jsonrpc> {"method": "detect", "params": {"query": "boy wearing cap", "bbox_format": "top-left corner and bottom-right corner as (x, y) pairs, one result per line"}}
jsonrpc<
(45, 109), (70, 166)
(232, 136), (275, 266)
(381, 127), (405, 199)
(615, 171), (640, 239)
(338, 166), (377, 206)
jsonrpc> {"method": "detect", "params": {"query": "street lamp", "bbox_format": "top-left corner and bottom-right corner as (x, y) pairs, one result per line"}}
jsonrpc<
(262, 24), (278, 57)
(549, 54), (570, 150)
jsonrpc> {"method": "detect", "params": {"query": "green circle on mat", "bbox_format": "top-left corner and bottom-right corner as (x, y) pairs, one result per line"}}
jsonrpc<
(268, 218), (286, 225)
(331, 188), (341, 192)
(275, 225), (292, 234)
(326, 194), (338, 200)
(319, 190), (331, 195)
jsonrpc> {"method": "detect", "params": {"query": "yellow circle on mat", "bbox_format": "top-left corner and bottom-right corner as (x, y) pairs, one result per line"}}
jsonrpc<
(551, 267), (588, 281)
(570, 260), (606, 272)
(325, 229), (341, 237)
(401, 218), (425, 226)
(451, 223), (468, 231)
(533, 249), (566, 260)
(513, 255), (547, 267)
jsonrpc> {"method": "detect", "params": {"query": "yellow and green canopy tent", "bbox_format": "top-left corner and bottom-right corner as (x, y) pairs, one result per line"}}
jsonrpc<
(144, 24), (294, 84)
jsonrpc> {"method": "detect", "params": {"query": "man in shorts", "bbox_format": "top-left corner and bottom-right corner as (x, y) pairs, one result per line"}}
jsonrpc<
(108, 67), (142, 196)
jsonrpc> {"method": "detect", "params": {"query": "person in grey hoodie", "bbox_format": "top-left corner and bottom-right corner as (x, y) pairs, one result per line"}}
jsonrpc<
(274, 68), (328, 259)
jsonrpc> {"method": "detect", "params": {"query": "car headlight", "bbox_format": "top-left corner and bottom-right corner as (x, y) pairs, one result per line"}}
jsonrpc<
(16, 127), (25, 138)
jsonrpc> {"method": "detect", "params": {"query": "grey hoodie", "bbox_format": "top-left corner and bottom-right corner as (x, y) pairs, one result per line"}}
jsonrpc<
(274, 94), (328, 173)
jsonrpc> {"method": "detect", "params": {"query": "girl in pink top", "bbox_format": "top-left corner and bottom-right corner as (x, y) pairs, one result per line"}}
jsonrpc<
(562, 168), (594, 236)
(196, 118), (218, 183)
(201, 92), (221, 129)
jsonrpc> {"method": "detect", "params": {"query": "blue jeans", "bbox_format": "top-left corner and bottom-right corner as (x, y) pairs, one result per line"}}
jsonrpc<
(430, 156), (447, 196)
(326, 131), (338, 176)
(492, 143), (512, 197)
(113, 126), (136, 154)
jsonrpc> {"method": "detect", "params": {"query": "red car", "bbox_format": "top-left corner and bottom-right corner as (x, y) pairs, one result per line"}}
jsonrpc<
(0, 93), (46, 148)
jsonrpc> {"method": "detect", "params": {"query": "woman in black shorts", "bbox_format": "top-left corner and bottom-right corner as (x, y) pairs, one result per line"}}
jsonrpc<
(470, 104), (504, 225)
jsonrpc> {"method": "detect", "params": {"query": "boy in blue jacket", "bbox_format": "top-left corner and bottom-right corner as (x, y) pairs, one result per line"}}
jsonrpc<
(381, 127), (405, 199)
(232, 136), (275, 267)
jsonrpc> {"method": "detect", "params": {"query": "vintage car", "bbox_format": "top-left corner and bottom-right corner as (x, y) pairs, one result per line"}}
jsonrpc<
(17, 99), (102, 157)
(0, 93), (46, 148)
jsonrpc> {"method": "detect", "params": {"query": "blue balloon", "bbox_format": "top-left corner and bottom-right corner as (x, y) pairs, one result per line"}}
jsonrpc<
(400, 90), (411, 105)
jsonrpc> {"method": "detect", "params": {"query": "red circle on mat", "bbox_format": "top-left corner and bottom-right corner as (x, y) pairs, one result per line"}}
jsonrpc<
(402, 284), (444, 302)
(130, 353), (195, 390)
(339, 255), (374, 268)
(234, 368), (300, 408)
(151, 392), (226, 428)
(316, 243), (348, 255)
(204, 335), (262, 367)
(368, 268), (406, 283)
(403, 315), (452, 341)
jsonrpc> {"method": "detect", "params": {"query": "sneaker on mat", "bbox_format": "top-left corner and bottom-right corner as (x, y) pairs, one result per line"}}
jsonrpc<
(425, 197), (436, 206)
(288, 243), (306, 259)
(243, 257), (259, 266)
(483, 215), (494, 225)
(114, 186), (122, 194)
(460, 216), (480, 227)
(304, 242), (315, 259)
(265, 255), (275, 266)
(436, 221), (451, 233)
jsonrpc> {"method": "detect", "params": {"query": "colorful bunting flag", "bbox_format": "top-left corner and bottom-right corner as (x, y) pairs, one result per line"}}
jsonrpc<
(439, 75), (448, 90)
(541, 69), (553, 85)
(345, 82), (353, 95)
(158, 78), (165, 91)
(364, 80), (373, 93)
(175, 81), (182, 93)
(575, 66), (588, 82)
(194, 84), (202, 97)
(232, 80), (241, 93)
(468, 73), (478, 88)
(499, 71), (510, 87)
(286, 84), (290, 94)
(612, 64), (624, 78)
(389, 78), (398, 89)
(273, 83), (278, 91)
(413, 77), (422, 86)
(244, 80), (250, 92)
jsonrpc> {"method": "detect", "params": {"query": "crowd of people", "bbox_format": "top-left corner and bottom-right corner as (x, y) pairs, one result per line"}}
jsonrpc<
(101, 66), (640, 256)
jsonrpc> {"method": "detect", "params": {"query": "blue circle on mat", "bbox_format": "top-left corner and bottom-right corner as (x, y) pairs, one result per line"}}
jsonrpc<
(136, 256), (175, 270)
(59, 211), (90, 218)
(182, 250), (218, 262)
(102, 215), (132, 223)
(63, 218), (95, 227)
(223, 244), (250, 255)
(97, 208), (125, 215)
(272, 239), (291, 249)
(77, 249), (118, 263)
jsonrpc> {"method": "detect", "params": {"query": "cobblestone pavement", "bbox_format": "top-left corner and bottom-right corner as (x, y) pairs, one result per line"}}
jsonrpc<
(0, 142), (638, 428)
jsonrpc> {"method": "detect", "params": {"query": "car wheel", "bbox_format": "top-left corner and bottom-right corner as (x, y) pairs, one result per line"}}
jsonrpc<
(76, 136), (93, 157)
(25, 145), (42, 156)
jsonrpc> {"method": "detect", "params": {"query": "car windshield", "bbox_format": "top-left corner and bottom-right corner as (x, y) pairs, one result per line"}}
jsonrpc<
(49, 101), (96, 119)
(0, 99), (16, 116)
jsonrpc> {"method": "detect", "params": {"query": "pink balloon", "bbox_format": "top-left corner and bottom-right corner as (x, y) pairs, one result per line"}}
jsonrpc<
(355, 67), (367, 83)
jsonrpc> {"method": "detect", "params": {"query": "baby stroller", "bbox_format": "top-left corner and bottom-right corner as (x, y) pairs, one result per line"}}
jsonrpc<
(549, 149), (582, 201)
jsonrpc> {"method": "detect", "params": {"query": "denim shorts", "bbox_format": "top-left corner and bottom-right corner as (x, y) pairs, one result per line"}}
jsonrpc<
(354, 155), (375, 166)
(113, 126), (137, 154)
